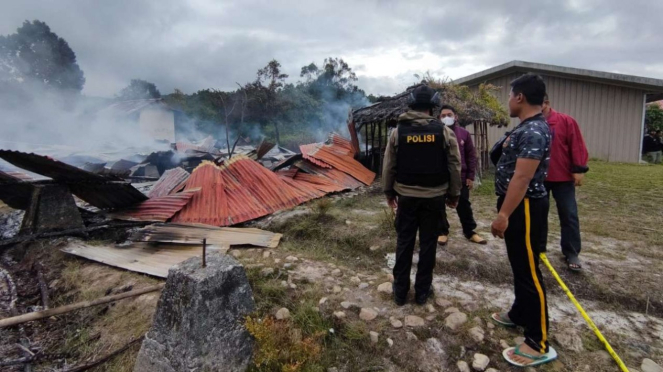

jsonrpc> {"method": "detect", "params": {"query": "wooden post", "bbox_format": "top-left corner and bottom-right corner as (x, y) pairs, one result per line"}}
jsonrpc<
(202, 238), (207, 268)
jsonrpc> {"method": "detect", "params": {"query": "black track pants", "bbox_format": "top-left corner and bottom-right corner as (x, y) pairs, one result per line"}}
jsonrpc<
(498, 196), (550, 354)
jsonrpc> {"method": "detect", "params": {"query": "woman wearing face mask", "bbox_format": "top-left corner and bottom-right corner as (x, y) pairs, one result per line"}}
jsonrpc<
(437, 105), (487, 246)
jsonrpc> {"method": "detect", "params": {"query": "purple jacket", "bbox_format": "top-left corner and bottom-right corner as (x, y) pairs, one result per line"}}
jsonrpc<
(451, 125), (477, 181)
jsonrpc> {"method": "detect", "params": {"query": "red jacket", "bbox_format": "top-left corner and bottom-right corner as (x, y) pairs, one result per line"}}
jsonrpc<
(545, 109), (589, 182)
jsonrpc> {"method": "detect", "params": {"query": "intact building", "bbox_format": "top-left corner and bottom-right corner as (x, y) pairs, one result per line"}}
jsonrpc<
(455, 61), (663, 162)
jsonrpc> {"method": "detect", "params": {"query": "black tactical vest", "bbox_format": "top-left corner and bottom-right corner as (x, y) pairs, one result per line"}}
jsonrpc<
(396, 120), (450, 187)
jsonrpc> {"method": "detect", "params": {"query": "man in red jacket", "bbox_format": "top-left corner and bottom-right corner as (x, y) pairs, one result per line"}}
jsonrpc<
(437, 105), (487, 246)
(542, 95), (589, 271)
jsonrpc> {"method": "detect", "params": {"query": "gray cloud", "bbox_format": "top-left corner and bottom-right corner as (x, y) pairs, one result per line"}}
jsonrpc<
(0, 0), (661, 97)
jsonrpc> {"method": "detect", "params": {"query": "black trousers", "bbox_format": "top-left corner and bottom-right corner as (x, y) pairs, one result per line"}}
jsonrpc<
(393, 195), (445, 299)
(544, 181), (581, 259)
(498, 196), (550, 354)
(440, 184), (478, 238)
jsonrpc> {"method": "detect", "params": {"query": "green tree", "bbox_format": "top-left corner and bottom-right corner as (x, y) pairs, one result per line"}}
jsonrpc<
(116, 79), (161, 100)
(0, 20), (85, 91)
(645, 104), (663, 132)
(246, 59), (289, 143)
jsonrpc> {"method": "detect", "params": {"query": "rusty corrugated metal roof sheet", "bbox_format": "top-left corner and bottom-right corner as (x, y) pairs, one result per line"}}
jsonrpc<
(108, 189), (199, 222)
(0, 150), (148, 209)
(171, 162), (230, 226)
(293, 172), (345, 193)
(148, 167), (190, 198)
(294, 160), (363, 190)
(278, 176), (326, 200)
(299, 136), (376, 185)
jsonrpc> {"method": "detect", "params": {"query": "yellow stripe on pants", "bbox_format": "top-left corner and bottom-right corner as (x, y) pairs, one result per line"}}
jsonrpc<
(524, 198), (548, 353)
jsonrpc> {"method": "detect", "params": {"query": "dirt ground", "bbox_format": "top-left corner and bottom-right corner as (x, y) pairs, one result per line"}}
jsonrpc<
(1, 160), (662, 371)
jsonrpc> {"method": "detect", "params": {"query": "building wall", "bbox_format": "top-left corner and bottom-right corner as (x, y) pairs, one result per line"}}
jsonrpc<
(139, 108), (176, 142)
(468, 73), (646, 163)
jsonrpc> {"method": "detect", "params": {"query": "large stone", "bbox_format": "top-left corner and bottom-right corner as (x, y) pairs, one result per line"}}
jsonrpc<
(359, 308), (378, 321)
(377, 282), (393, 294)
(468, 326), (485, 344)
(276, 308), (291, 320)
(642, 358), (663, 372)
(472, 353), (490, 371)
(389, 316), (403, 329)
(404, 315), (425, 327)
(554, 328), (584, 352)
(445, 312), (468, 331)
(134, 253), (254, 372)
(457, 361), (471, 372)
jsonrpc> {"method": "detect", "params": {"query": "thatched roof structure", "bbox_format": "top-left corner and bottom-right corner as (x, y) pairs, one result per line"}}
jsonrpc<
(351, 82), (509, 129)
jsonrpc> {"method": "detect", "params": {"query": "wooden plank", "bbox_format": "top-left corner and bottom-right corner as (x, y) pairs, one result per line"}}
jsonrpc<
(130, 223), (282, 249)
(61, 241), (228, 278)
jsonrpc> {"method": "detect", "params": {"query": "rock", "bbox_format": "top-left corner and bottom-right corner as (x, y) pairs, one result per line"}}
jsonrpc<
(473, 317), (484, 327)
(445, 312), (468, 331)
(262, 251), (271, 258)
(436, 298), (453, 307)
(406, 332), (419, 341)
(425, 304), (435, 313)
(260, 267), (275, 276)
(445, 307), (460, 314)
(285, 256), (299, 262)
(425, 338), (448, 368)
(499, 339), (509, 349)
(461, 301), (480, 312)
(468, 326), (485, 343)
(590, 350), (612, 364)
(513, 336), (525, 345)
(283, 263), (293, 269)
(312, 307), (320, 312)
(472, 353), (490, 371)
(554, 328), (584, 352)
(289, 283), (297, 289)
(404, 315), (425, 327)
(389, 316), (403, 328)
(358, 283), (369, 289)
(370, 245), (380, 251)
(350, 276), (361, 284)
(487, 322), (495, 329)
(230, 250), (242, 258)
(274, 258), (281, 264)
(280, 280), (288, 287)
(331, 269), (342, 277)
(359, 308), (378, 321)
(370, 331), (379, 344)
(457, 361), (471, 372)
(426, 315), (436, 321)
(486, 369), (499, 372)
(133, 253), (254, 372)
(276, 308), (291, 320)
(642, 358), (663, 372)
(319, 297), (328, 305)
(333, 311), (346, 320)
(341, 301), (359, 311)
(345, 220), (352, 225)
(333, 285), (342, 293)
(377, 282), (393, 294)
(387, 338), (394, 347)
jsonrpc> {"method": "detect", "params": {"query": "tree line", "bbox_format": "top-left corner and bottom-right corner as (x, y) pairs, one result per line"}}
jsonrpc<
(0, 20), (372, 147)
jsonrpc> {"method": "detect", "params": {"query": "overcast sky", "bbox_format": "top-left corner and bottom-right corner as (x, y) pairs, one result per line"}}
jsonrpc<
(1, 0), (661, 98)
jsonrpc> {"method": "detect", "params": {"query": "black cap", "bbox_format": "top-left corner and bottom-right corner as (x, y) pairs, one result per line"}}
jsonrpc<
(407, 85), (440, 109)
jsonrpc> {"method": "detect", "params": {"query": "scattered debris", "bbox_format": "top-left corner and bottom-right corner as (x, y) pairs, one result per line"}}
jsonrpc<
(129, 223), (282, 249)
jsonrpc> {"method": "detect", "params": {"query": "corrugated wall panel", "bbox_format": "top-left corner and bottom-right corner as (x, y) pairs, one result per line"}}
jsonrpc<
(469, 74), (645, 163)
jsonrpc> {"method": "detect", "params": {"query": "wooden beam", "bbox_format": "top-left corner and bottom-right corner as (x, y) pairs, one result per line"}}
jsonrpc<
(0, 284), (164, 328)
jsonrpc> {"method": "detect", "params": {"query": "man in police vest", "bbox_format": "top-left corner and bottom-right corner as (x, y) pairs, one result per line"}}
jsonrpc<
(383, 85), (462, 306)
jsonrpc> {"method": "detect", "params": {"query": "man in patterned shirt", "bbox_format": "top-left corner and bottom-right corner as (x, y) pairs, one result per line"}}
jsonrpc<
(489, 74), (557, 367)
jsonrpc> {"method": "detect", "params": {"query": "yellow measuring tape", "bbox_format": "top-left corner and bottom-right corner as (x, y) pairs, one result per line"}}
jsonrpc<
(539, 253), (630, 372)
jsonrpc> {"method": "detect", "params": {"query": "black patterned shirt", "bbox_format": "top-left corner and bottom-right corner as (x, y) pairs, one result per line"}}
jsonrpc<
(493, 114), (551, 198)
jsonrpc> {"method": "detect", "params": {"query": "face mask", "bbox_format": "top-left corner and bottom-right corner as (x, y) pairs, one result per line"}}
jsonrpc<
(441, 117), (455, 126)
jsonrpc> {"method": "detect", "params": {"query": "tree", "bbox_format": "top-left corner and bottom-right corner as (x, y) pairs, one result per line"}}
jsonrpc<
(0, 20), (85, 91)
(117, 79), (161, 101)
(299, 57), (358, 94)
(645, 104), (663, 132)
(247, 60), (289, 143)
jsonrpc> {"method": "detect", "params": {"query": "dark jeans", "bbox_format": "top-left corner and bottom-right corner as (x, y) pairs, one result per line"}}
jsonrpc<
(544, 181), (582, 259)
(440, 184), (478, 238)
(498, 196), (550, 354)
(393, 195), (445, 299)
